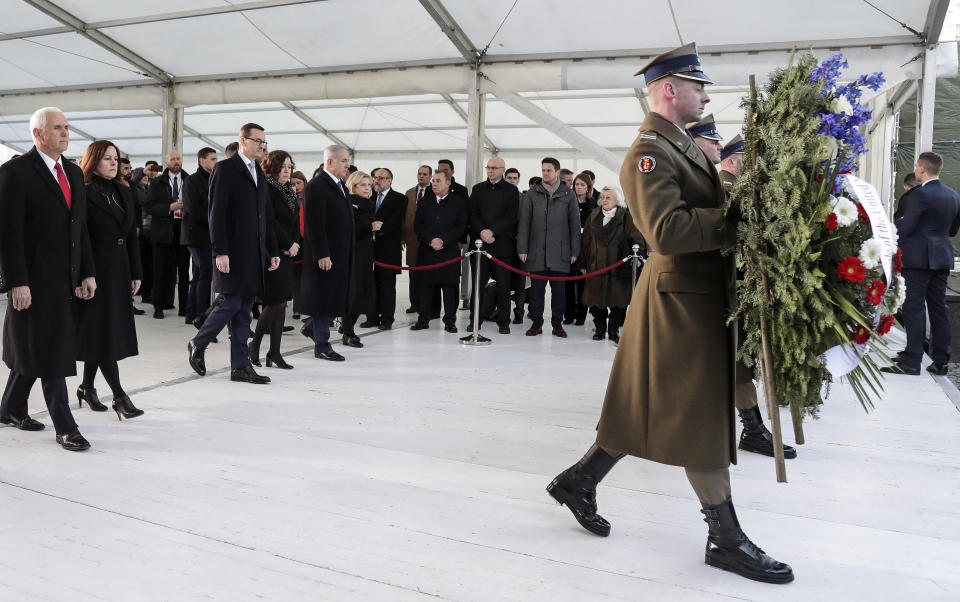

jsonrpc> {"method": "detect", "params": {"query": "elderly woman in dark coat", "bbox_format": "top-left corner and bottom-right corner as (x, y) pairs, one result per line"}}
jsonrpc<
(249, 150), (301, 369)
(579, 186), (646, 343)
(75, 140), (144, 419)
(340, 171), (377, 348)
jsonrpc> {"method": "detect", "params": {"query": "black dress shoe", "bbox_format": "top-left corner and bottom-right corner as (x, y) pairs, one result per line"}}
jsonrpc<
(880, 361), (921, 375)
(230, 365), (271, 384)
(188, 341), (206, 376)
(562, 317), (574, 325)
(76, 385), (108, 412)
(410, 321), (429, 331)
(0, 414), (45, 431)
(153, 309), (164, 319)
(56, 429), (91, 452)
(444, 324), (458, 333)
(574, 318), (586, 326)
(498, 324), (510, 335)
(192, 316), (205, 330)
(359, 320), (379, 328)
(301, 324), (314, 340)
(315, 350), (345, 361)
(342, 335), (364, 348)
(282, 325), (294, 332)
(132, 306), (145, 315)
(178, 309), (186, 317)
(592, 332), (605, 341)
(927, 362), (949, 375)
(405, 306), (418, 314)
(378, 323), (392, 331)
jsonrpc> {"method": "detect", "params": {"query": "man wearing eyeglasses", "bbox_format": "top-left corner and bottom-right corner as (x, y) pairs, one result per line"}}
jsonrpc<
(364, 167), (408, 330)
(188, 123), (279, 384)
(467, 157), (519, 334)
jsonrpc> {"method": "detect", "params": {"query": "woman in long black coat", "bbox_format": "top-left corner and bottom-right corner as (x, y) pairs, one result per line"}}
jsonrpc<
(75, 140), (144, 419)
(340, 171), (377, 347)
(249, 151), (301, 369)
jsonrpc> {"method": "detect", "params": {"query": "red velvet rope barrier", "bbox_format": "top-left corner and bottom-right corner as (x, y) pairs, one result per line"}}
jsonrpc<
(374, 254), (468, 271)
(486, 254), (630, 281)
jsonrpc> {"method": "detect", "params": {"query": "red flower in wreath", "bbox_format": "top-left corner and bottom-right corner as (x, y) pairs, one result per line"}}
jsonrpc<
(893, 248), (903, 274)
(837, 257), (866, 283)
(877, 314), (896, 335)
(864, 279), (886, 306)
(824, 212), (839, 232)
(856, 203), (871, 224)
(851, 324), (871, 345)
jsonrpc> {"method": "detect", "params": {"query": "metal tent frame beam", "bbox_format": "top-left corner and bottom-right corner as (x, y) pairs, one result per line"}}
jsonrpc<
(281, 101), (354, 155)
(0, 0), (322, 41)
(418, 0), (480, 63)
(441, 94), (498, 153)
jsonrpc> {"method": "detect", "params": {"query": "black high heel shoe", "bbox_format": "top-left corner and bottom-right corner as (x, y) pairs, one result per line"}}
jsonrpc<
(265, 352), (293, 369)
(112, 394), (144, 421)
(76, 385), (108, 412)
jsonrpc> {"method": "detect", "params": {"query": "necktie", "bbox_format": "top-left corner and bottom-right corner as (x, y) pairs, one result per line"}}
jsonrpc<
(338, 180), (345, 196)
(54, 163), (71, 209)
(417, 188), (423, 200)
(376, 192), (384, 212)
(248, 163), (257, 184)
(172, 175), (179, 201)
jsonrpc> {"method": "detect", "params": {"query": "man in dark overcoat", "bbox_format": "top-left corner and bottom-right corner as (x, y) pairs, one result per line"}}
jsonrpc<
(181, 147), (217, 325)
(545, 44), (793, 584)
(368, 167), (408, 329)
(468, 157), (519, 334)
(144, 150), (190, 319)
(0, 107), (97, 451)
(299, 145), (354, 362)
(885, 151), (960, 376)
(411, 170), (467, 333)
(188, 123), (278, 384)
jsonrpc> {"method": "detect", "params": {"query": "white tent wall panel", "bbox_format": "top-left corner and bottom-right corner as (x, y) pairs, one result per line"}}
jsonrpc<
(242, 0), (462, 68)
(2, 0), (63, 30)
(0, 34), (147, 89)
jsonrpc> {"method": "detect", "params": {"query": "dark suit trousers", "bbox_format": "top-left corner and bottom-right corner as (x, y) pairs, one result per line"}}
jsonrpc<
(372, 267), (397, 326)
(529, 270), (566, 326)
(153, 242), (191, 311)
(187, 246), (213, 320)
(193, 294), (254, 369)
(1, 372), (78, 435)
(470, 258), (512, 326)
(902, 268), (951, 367)
(419, 282), (458, 326)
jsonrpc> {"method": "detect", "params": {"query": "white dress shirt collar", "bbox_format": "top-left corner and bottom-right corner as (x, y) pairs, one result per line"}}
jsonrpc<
(37, 148), (67, 186)
(922, 177), (940, 186)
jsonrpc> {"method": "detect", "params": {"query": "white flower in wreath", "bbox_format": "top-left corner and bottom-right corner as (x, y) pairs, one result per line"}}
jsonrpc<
(884, 274), (906, 313)
(831, 196), (859, 227)
(858, 238), (884, 269)
(889, 222), (899, 246)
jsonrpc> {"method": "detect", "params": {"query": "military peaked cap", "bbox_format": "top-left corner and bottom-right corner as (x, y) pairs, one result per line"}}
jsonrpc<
(634, 42), (713, 85)
(687, 114), (722, 141)
(720, 135), (744, 160)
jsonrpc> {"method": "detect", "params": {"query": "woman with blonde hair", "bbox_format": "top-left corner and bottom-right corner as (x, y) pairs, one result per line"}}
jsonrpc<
(340, 170), (378, 347)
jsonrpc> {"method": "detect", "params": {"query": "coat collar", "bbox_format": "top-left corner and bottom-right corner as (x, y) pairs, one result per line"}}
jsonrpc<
(87, 177), (126, 225)
(26, 146), (72, 212)
(641, 112), (719, 184)
(229, 151), (260, 188)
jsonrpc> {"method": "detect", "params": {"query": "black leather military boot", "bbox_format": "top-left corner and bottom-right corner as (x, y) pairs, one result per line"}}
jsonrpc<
(738, 406), (797, 459)
(546, 445), (620, 536)
(700, 498), (794, 584)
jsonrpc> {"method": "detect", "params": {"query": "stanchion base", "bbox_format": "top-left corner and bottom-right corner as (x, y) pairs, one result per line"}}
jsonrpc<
(459, 334), (492, 346)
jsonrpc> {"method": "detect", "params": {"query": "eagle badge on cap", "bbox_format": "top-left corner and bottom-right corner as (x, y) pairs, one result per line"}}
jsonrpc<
(638, 156), (657, 173)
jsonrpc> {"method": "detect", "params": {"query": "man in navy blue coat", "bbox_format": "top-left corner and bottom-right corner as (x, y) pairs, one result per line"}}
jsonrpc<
(885, 152), (960, 376)
(188, 123), (279, 384)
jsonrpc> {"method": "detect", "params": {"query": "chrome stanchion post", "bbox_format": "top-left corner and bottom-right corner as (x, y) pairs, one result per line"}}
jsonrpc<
(461, 239), (492, 346)
(631, 243), (641, 290)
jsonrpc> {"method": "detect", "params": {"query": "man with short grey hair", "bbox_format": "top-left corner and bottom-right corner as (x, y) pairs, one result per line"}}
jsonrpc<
(0, 107), (97, 451)
(300, 145), (355, 361)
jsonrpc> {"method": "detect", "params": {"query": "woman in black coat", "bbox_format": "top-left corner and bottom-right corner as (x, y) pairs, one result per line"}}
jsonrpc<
(340, 171), (377, 347)
(75, 140), (144, 419)
(249, 151), (301, 369)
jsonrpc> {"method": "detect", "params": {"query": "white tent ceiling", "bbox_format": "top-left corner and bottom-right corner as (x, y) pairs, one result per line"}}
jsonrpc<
(0, 0), (955, 182)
